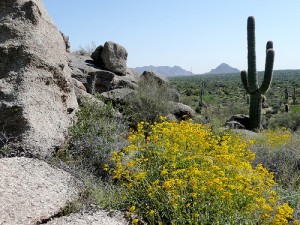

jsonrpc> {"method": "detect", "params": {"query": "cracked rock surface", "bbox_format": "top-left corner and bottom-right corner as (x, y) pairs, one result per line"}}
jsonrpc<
(45, 209), (128, 225)
(0, 157), (82, 225)
(0, 0), (78, 157)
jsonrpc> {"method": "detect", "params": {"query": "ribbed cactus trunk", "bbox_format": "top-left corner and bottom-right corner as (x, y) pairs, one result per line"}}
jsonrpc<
(292, 87), (296, 105)
(249, 93), (262, 130)
(241, 16), (275, 131)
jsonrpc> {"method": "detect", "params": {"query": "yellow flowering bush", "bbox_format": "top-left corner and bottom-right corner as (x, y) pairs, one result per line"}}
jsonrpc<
(259, 128), (292, 149)
(112, 120), (294, 224)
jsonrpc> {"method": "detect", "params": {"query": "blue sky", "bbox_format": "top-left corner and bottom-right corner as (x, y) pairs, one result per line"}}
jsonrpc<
(43, 0), (300, 74)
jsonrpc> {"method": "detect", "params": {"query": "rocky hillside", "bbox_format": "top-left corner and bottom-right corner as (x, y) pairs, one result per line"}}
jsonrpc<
(133, 65), (193, 77)
(0, 0), (131, 224)
(0, 1), (195, 224)
(207, 63), (240, 74)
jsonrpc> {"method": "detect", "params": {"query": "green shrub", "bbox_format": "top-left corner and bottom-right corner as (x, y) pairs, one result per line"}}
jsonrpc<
(268, 108), (300, 131)
(274, 186), (300, 221)
(75, 41), (97, 56)
(84, 178), (124, 210)
(61, 96), (127, 177)
(124, 77), (174, 127)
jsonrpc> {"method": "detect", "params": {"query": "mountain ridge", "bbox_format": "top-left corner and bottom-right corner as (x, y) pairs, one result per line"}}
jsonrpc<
(133, 65), (193, 77)
(207, 63), (240, 74)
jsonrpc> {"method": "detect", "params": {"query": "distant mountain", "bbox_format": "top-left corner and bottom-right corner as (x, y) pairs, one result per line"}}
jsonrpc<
(133, 65), (193, 77)
(207, 63), (240, 74)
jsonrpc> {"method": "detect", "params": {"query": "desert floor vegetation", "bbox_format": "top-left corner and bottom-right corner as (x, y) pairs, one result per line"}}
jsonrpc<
(57, 70), (300, 224)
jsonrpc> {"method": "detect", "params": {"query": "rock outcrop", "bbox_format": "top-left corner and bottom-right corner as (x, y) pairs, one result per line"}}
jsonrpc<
(70, 52), (139, 98)
(101, 88), (135, 105)
(0, 157), (82, 225)
(0, 0), (78, 157)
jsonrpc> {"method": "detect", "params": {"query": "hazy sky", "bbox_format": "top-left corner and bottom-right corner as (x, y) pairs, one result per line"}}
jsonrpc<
(43, 0), (300, 74)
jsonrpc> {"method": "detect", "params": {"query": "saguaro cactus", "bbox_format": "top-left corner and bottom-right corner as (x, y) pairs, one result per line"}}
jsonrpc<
(292, 87), (297, 105)
(196, 82), (205, 114)
(284, 88), (289, 104)
(241, 16), (275, 130)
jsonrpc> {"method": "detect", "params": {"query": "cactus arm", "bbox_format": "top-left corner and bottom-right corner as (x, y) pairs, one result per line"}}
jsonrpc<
(266, 41), (273, 52)
(241, 70), (250, 93)
(247, 16), (258, 92)
(259, 49), (275, 94)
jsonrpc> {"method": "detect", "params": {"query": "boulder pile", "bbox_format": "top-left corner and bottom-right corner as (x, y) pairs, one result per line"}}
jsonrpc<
(70, 41), (139, 100)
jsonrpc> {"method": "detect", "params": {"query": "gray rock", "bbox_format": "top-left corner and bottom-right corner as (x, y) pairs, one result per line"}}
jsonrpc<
(101, 88), (134, 104)
(70, 54), (138, 94)
(45, 209), (128, 225)
(87, 70), (115, 94)
(140, 71), (169, 85)
(225, 114), (250, 130)
(168, 88), (180, 102)
(60, 31), (71, 53)
(70, 53), (101, 74)
(112, 68), (140, 90)
(89, 70), (115, 81)
(225, 121), (245, 129)
(101, 41), (128, 75)
(88, 70), (116, 93)
(69, 53), (101, 91)
(170, 102), (195, 119)
(88, 69), (139, 94)
(0, 0), (78, 157)
(0, 157), (82, 225)
(91, 45), (105, 68)
(231, 129), (261, 139)
(72, 78), (93, 103)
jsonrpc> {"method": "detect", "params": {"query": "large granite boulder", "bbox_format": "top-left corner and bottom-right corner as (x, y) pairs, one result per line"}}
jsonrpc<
(0, 0), (78, 157)
(92, 41), (128, 75)
(225, 114), (250, 130)
(170, 102), (195, 120)
(140, 70), (169, 85)
(0, 157), (82, 225)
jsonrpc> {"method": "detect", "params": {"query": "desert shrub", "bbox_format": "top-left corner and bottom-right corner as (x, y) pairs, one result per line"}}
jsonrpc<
(251, 129), (300, 189)
(111, 119), (294, 224)
(275, 186), (300, 221)
(62, 96), (127, 177)
(250, 129), (300, 221)
(84, 178), (125, 210)
(268, 109), (300, 131)
(75, 41), (97, 55)
(124, 78), (174, 127)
